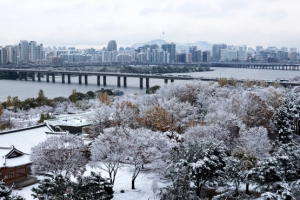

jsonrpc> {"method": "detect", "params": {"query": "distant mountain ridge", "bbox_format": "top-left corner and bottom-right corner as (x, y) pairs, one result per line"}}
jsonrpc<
(131, 39), (213, 52)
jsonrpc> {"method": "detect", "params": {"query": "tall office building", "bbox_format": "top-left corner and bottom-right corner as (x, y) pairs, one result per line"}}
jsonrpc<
(20, 40), (29, 62)
(189, 46), (197, 62)
(212, 44), (227, 61)
(107, 40), (117, 51)
(194, 50), (202, 62)
(202, 51), (211, 62)
(162, 42), (176, 63)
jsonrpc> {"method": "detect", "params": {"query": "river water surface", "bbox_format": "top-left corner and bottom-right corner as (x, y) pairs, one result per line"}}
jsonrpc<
(0, 67), (299, 101)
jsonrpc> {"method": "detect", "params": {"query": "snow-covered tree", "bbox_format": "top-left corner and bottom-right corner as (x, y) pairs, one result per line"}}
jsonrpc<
(159, 167), (197, 200)
(238, 126), (272, 160)
(224, 149), (257, 197)
(205, 111), (246, 154)
(31, 174), (72, 200)
(183, 124), (227, 143)
(124, 128), (172, 189)
(91, 127), (127, 185)
(167, 140), (227, 197)
(112, 101), (139, 129)
(228, 91), (274, 129)
(0, 178), (11, 199)
(73, 171), (113, 200)
(137, 105), (171, 132)
(89, 104), (115, 138)
(32, 172), (113, 200)
(30, 135), (88, 177)
(250, 143), (300, 199)
(272, 97), (295, 143)
(158, 97), (195, 133)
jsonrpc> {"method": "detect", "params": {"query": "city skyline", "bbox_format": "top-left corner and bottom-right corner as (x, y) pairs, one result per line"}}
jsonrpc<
(0, 0), (300, 48)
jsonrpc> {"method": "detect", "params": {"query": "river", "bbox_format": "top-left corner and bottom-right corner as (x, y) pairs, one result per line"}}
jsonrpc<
(0, 67), (299, 101)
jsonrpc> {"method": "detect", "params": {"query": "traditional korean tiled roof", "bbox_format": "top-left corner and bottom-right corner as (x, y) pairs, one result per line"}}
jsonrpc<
(0, 146), (31, 167)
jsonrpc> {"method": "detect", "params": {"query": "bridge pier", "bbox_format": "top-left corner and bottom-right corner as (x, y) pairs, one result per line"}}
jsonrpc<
(62, 74), (65, 83)
(171, 79), (174, 83)
(164, 79), (168, 84)
(103, 76), (106, 86)
(79, 75), (82, 84)
(124, 77), (127, 87)
(68, 74), (71, 84)
(97, 76), (100, 86)
(140, 78), (143, 88)
(24, 72), (27, 81)
(19, 73), (22, 80)
(85, 75), (88, 84)
(46, 73), (49, 82)
(52, 73), (55, 82)
(38, 73), (41, 82)
(117, 76), (121, 87)
(32, 73), (35, 81)
(146, 78), (149, 89)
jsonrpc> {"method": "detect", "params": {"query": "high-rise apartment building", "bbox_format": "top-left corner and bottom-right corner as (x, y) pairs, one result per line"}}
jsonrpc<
(256, 46), (263, 52)
(212, 44), (227, 61)
(107, 40), (117, 51)
(0, 46), (7, 64)
(202, 51), (211, 62)
(6, 45), (13, 63)
(220, 49), (228, 61)
(189, 46), (197, 62)
(161, 43), (176, 63)
(20, 40), (29, 62)
(194, 50), (202, 62)
(238, 45), (247, 61)
(29, 41), (37, 62)
(186, 53), (192, 63)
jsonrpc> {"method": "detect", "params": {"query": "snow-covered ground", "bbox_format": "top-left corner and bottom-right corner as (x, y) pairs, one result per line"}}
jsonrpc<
(12, 164), (171, 200)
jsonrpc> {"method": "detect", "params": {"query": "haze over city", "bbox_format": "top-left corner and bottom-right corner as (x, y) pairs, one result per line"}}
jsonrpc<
(0, 0), (299, 48)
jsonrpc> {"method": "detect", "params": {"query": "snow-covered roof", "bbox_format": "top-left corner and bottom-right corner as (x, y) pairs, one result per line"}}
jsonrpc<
(0, 126), (50, 154)
(0, 146), (31, 168)
(45, 117), (92, 127)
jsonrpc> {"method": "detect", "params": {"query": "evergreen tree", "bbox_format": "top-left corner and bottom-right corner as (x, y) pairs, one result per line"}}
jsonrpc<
(0, 179), (11, 199)
(31, 174), (72, 200)
(72, 171), (113, 200)
(167, 140), (227, 197)
(272, 97), (295, 143)
(37, 89), (47, 106)
(0, 178), (25, 200)
(32, 172), (113, 200)
(250, 143), (300, 199)
(160, 167), (197, 200)
(224, 149), (257, 197)
(38, 114), (45, 123)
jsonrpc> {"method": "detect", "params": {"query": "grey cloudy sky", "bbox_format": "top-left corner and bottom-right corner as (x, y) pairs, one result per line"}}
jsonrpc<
(0, 0), (299, 49)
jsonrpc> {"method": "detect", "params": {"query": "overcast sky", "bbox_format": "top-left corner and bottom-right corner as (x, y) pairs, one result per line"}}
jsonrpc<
(0, 0), (299, 49)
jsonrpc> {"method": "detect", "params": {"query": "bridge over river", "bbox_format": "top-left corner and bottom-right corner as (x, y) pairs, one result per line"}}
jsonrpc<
(0, 68), (300, 88)
(0, 68), (197, 89)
